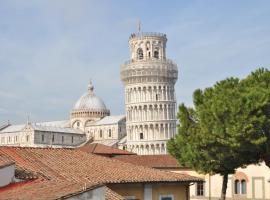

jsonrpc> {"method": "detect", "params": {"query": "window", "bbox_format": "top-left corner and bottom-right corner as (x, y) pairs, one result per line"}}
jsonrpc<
(154, 50), (159, 59)
(159, 195), (174, 200)
(196, 182), (204, 196)
(15, 136), (18, 142)
(99, 130), (103, 138)
(241, 180), (246, 194)
(41, 134), (44, 142)
(52, 134), (55, 143)
(140, 132), (144, 139)
(108, 129), (112, 137)
(62, 136), (64, 143)
(137, 48), (143, 60)
(71, 136), (74, 143)
(235, 179), (246, 194)
(8, 136), (11, 143)
(26, 135), (29, 142)
(1, 137), (4, 144)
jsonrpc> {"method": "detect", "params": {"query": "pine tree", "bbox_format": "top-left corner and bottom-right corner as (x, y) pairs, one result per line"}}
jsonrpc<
(168, 68), (270, 200)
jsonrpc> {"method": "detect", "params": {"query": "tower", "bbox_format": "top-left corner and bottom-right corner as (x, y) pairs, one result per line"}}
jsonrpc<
(120, 32), (178, 155)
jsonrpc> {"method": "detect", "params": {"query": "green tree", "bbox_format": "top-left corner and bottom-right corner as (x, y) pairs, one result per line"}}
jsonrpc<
(241, 68), (270, 167)
(168, 68), (270, 200)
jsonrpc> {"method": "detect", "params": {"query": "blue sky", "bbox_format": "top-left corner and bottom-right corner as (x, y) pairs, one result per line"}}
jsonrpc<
(0, 0), (269, 124)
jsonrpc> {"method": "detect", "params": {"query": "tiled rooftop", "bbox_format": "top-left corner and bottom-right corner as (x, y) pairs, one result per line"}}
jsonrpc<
(0, 147), (200, 199)
(79, 143), (136, 156)
(105, 186), (125, 200)
(0, 154), (14, 168)
(114, 154), (184, 169)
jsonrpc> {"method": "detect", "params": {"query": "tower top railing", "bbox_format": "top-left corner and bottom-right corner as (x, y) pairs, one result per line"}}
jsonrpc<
(121, 58), (178, 73)
(122, 58), (176, 66)
(129, 32), (167, 40)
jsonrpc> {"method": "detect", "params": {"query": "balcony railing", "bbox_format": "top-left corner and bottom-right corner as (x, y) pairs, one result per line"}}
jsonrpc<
(129, 32), (166, 39)
(121, 58), (177, 71)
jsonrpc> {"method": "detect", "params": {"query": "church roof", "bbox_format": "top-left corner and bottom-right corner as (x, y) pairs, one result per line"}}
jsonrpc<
(0, 124), (25, 133)
(0, 122), (82, 135)
(0, 147), (201, 199)
(92, 115), (125, 126)
(35, 120), (70, 128)
(79, 143), (135, 156)
(30, 124), (83, 134)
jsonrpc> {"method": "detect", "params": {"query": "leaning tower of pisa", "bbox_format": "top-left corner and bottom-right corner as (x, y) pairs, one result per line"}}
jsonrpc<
(120, 32), (178, 155)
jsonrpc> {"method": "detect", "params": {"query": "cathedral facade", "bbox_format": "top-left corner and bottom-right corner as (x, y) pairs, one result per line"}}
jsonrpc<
(0, 31), (178, 155)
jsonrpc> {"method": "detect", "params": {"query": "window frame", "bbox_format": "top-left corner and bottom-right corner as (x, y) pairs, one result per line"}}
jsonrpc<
(159, 194), (174, 200)
(234, 179), (247, 195)
(196, 182), (205, 196)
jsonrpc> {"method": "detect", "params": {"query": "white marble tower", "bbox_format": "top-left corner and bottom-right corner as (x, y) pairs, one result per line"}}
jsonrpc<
(120, 32), (178, 155)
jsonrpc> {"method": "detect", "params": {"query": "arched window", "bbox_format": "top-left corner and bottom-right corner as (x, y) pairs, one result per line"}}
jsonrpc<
(108, 129), (112, 137)
(235, 180), (240, 194)
(241, 180), (246, 194)
(154, 50), (159, 59)
(234, 179), (246, 194)
(137, 48), (143, 60)
(140, 132), (144, 139)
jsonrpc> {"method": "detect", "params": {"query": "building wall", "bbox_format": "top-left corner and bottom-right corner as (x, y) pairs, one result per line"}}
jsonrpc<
(86, 124), (120, 141)
(34, 131), (85, 147)
(0, 128), (86, 148)
(109, 183), (188, 200)
(0, 164), (15, 187)
(152, 183), (188, 200)
(172, 163), (270, 200)
(109, 183), (144, 200)
(85, 120), (126, 142)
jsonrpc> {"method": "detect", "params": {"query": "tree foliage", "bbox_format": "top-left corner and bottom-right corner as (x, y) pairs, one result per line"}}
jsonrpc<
(168, 68), (270, 199)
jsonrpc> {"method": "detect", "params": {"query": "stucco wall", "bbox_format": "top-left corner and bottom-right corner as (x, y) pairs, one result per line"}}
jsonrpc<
(0, 164), (15, 187)
(109, 183), (188, 200)
(172, 163), (270, 200)
(109, 183), (144, 200)
(152, 183), (188, 200)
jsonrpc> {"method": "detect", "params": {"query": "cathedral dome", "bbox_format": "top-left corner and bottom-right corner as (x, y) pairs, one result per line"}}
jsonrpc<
(70, 81), (110, 128)
(73, 82), (108, 111)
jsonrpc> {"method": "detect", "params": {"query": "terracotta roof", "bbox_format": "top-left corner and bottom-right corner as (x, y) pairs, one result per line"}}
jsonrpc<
(0, 154), (14, 168)
(114, 155), (183, 169)
(79, 143), (136, 156)
(0, 147), (201, 199)
(105, 186), (125, 200)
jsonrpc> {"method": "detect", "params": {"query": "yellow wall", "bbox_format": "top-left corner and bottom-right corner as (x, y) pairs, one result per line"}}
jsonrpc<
(109, 183), (188, 200)
(152, 184), (187, 200)
(109, 183), (144, 200)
